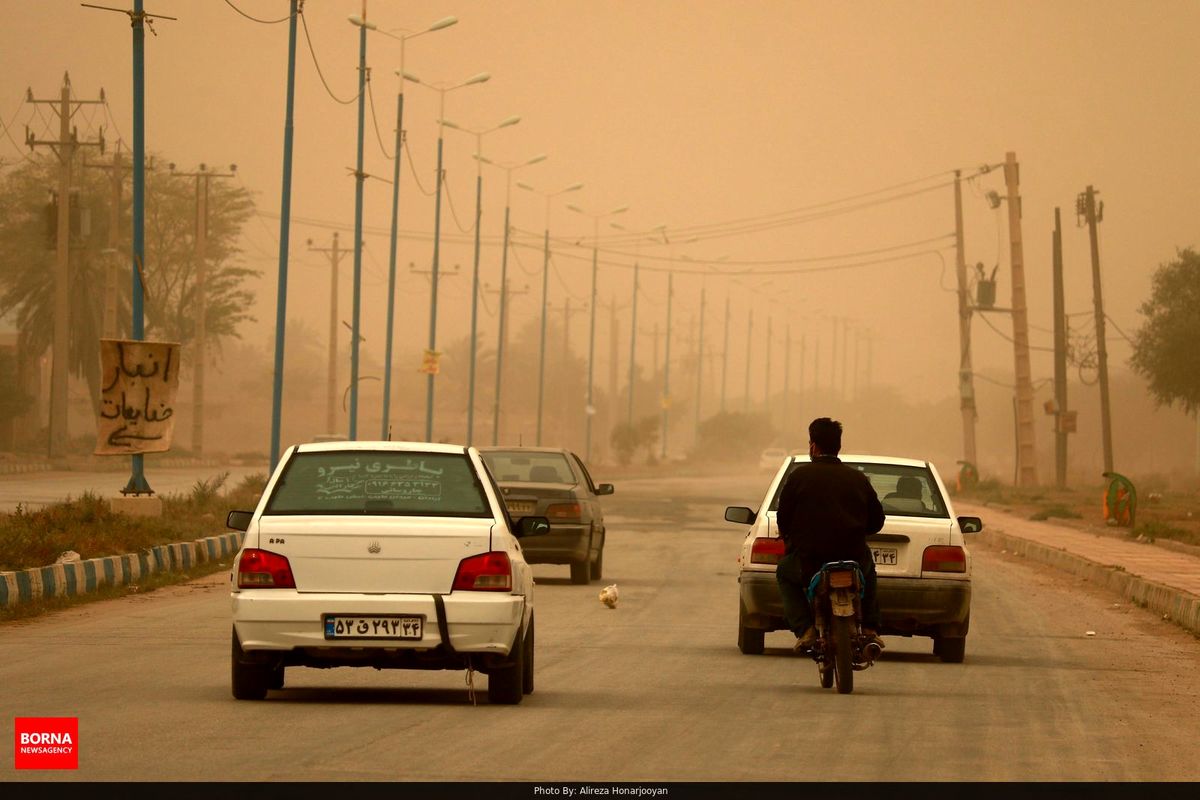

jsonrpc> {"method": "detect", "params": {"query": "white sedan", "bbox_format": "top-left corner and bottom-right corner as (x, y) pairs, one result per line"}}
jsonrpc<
(226, 441), (548, 704)
(726, 454), (982, 662)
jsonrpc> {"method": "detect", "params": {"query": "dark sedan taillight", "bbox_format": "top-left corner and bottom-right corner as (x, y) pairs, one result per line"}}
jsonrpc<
(545, 502), (582, 522)
(750, 537), (786, 565)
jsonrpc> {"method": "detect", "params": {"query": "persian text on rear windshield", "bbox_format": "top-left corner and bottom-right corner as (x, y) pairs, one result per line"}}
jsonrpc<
(264, 451), (492, 517)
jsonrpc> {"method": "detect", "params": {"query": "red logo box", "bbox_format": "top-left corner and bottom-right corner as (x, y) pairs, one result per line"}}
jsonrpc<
(14, 717), (78, 770)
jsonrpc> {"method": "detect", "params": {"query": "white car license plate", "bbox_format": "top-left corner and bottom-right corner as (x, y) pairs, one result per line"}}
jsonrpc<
(507, 500), (536, 514)
(871, 547), (898, 566)
(323, 615), (424, 640)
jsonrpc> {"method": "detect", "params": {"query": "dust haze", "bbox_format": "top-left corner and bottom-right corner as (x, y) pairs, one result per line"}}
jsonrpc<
(1, 1), (1197, 486)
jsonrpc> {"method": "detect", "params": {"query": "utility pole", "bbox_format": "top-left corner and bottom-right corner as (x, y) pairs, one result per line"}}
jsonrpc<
(1080, 185), (1113, 473)
(1005, 152), (1039, 487)
(764, 316), (772, 417)
(309, 233), (347, 434)
(743, 311), (753, 412)
(484, 278), (527, 444)
(782, 325), (790, 439)
(661, 273), (673, 459)
(25, 73), (105, 458)
(172, 162), (236, 455)
(548, 299), (586, 445)
(694, 286), (706, 437)
(954, 171), (978, 469)
(84, 144), (129, 338)
(720, 294), (731, 412)
(1052, 207), (1069, 488)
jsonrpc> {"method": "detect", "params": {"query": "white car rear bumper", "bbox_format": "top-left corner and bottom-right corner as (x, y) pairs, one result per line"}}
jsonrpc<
(232, 591), (525, 655)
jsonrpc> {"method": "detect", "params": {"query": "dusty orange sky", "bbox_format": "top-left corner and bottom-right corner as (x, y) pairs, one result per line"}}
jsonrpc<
(2, 1), (1198, 470)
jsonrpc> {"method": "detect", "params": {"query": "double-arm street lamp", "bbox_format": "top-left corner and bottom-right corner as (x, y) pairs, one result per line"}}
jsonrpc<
(476, 153), (547, 445)
(373, 14), (457, 440)
(403, 69), (490, 442)
(517, 180), (584, 445)
(441, 115), (521, 445)
(566, 202), (628, 461)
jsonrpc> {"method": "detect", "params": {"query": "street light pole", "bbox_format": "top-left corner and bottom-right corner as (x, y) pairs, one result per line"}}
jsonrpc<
(567, 203), (629, 461)
(477, 154), (547, 445)
(442, 116), (521, 445)
(404, 70), (490, 442)
(380, 15), (457, 441)
(517, 180), (585, 445)
(345, 12), (375, 440)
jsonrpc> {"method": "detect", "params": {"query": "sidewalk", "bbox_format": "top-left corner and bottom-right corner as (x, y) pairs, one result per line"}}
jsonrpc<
(958, 501), (1200, 636)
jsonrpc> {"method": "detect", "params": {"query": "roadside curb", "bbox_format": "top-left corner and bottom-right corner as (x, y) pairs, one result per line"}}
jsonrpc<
(0, 531), (243, 608)
(979, 528), (1200, 637)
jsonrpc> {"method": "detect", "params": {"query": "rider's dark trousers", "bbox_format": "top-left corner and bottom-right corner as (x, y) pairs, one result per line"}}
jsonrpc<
(776, 544), (880, 635)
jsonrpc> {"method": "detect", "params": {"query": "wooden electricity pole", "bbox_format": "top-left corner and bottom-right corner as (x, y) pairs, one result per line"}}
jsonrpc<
(25, 73), (105, 457)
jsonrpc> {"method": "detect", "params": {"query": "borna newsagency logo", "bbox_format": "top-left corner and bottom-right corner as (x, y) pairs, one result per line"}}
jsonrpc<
(14, 717), (78, 770)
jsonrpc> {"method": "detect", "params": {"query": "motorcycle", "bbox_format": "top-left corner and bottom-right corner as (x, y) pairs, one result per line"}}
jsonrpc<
(804, 560), (882, 694)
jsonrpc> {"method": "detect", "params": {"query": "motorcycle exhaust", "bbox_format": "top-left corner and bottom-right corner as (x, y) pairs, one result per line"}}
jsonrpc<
(862, 641), (882, 663)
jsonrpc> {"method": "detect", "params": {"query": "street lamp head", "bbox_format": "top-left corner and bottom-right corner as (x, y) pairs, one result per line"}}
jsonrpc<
(463, 72), (491, 86)
(525, 154), (548, 165)
(427, 16), (457, 32)
(439, 118), (462, 130)
(516, 181), (536, 192)
(567, 203), (585, 214)
(498, 115), (521, 128)
(610, 222), (626, 231)
(400, 71), (422, 84)
(611, 205), (629, 215)
(563, 183), (584, 193)
(473, 153), (494, 165)
(347, 15), (377, 30)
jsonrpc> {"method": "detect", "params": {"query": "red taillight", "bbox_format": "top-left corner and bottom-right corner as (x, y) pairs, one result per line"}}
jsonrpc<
(828, 569), (854, 588)
(922, 545), (967, 573)
(750, 537), (786, 565)
(452, 551), (513, 592)
(237, 548), (296, 589)
(545, 502), (581, 521)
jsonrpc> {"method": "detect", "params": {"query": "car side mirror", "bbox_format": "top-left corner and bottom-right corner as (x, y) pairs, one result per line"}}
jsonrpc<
(226, 510), (253, 531)
(596, 483), (614, 496)
(958, 515), (983, 533)
(725, 506), (756, 525)
(515, 516), (551, 538)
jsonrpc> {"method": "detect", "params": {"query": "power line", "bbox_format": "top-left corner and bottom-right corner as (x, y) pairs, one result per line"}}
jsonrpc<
(443, 176), (476, 234)
(0, 97), (36, 163)
(976, 310), (1055, 353)
(223, 0), (293, 24)
(366, 78), (393, 160)
(402, 136), (435, 196)
(300, 9), (359, 106)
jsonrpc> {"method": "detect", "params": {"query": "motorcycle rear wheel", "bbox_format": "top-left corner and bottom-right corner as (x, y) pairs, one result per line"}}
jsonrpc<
(832, 617), (854, 694)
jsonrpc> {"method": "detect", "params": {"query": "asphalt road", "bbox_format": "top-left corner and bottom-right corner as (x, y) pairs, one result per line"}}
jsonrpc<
(2, 471), (1198, 781)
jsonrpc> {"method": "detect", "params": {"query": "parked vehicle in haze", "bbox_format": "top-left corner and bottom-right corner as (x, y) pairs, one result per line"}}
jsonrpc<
(479, 447), (613, 585)
(725, 454), (982, 662)
(758, 447), (789, 471)
(226, 441), (548, 704)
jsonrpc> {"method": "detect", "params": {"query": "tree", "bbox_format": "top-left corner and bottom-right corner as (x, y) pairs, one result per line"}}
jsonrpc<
(1130, 248), (1200, 414)
(692, 411), (776, 462)
(610, 415), (660, 466)
(0, 153), (259, 424)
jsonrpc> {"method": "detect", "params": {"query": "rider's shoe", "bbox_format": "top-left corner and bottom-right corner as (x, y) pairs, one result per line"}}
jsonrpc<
(793, 626), (818, 652)
(862, 628), (886, 649)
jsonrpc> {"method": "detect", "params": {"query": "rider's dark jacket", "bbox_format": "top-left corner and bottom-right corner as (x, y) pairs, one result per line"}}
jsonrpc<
(776, 455), (885, 559)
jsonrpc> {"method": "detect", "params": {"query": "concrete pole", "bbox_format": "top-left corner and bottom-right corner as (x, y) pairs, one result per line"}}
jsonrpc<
(1052, 208), (1069, 488)
(50, 77), (73, 458)
(327, 233), (340, 434)
(720, 294), (730, 412)
(743, 312), (753, 412)
(103, 148), (123, 339)
(954, 171), (978, 469)
(192, 173), (208, 454)
(1084, 185), (1114, 474)
(1005, 152), (1039, 487)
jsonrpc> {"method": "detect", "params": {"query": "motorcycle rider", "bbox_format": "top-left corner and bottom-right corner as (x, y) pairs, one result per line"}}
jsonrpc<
(776, 417), (886, 652)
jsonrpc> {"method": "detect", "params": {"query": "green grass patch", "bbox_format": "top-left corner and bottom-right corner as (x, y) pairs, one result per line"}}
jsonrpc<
(0, 472), (267, 572)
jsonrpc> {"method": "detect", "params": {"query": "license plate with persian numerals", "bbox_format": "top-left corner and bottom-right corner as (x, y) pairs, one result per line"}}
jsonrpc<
(871, 547), (898, 566)
(323, 615), (423, 640)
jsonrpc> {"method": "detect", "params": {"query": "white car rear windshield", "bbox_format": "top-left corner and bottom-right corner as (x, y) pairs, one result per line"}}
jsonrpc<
(480, 451), (576, 484)
(264, 451), (492, 517)
(769, 461), (949, 519)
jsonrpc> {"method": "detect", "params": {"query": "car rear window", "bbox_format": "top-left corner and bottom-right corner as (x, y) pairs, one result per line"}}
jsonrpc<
(479, 451), (576, 484)
(768, 461), (949, 519)
(264, 451), (492, 517)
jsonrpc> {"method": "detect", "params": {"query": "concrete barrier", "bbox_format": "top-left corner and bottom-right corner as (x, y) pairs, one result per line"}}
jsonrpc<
(979, 529), (1200, 637)
(0, 531), (243, 608)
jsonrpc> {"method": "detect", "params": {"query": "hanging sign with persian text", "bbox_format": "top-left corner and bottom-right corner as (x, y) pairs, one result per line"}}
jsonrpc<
(94, 339), (181, 455)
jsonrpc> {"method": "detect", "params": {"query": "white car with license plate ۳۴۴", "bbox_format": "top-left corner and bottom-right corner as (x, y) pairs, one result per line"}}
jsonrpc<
(726, 454), (983, 662)
(226, 441), (549, 704)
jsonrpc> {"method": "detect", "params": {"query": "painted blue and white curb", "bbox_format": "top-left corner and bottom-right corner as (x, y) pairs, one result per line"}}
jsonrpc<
(0, 531), (243, 608)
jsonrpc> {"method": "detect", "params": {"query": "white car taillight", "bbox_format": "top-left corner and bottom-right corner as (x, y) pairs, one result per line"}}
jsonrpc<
(922, 545), (967, 573)
(452, 551), (513, 591)
(750, 537), (786, 565)
(237, 548), (297, 588)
